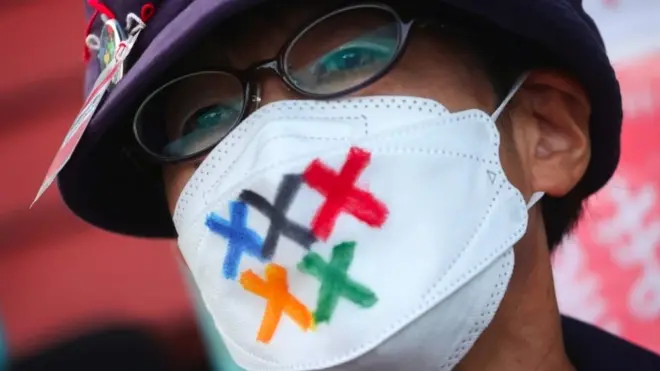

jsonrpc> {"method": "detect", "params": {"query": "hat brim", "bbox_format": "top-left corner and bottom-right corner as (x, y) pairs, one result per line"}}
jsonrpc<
(58, 0), (621, 238)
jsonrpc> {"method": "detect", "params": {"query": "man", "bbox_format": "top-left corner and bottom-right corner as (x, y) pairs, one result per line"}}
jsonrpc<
(50, 0), (660, 370)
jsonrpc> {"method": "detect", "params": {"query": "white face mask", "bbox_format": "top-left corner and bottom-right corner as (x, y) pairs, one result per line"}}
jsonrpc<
(173, 76), (543, 371)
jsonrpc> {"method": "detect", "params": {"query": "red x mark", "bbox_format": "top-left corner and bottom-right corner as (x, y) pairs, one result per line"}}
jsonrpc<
(302, 147), (389, 240)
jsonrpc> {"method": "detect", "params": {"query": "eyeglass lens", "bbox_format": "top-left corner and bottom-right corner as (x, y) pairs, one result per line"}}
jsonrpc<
(134, 5), (401, 161)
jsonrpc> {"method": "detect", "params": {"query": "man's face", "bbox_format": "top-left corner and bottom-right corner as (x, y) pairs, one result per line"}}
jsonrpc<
(159, 0), (592, 241)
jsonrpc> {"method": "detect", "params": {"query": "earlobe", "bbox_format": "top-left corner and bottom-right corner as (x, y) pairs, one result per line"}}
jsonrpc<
(523, 70), (591, 198)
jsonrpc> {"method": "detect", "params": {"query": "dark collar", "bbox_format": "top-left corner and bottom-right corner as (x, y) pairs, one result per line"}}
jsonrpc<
(562, 316), (660, 370)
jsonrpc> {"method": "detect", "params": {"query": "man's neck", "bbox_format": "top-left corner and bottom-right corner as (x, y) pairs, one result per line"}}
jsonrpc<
(456, 223), (575, 371)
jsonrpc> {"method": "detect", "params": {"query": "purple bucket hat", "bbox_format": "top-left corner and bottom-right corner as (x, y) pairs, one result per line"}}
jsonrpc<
(56, 0), (622, 238)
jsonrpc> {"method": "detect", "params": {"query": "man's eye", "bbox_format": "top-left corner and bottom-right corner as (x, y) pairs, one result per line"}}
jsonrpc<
(311, 41), (394, 83)
(163, 102), (241, 157)
(183, 104), (237, 135)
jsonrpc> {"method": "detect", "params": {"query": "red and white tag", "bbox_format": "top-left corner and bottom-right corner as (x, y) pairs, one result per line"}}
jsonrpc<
(31, 25), (144, 207)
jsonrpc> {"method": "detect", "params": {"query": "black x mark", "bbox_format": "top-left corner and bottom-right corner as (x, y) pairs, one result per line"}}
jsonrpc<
(239, 174), (317, 260)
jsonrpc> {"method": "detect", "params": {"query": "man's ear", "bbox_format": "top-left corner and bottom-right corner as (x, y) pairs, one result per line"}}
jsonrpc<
(516, 69), (592, 198)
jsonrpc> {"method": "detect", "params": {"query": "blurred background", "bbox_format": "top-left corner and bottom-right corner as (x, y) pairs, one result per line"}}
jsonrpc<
(0, 0), (658, 369)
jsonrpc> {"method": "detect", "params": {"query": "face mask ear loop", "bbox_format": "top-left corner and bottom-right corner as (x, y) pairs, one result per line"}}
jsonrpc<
(491, 72), (530, 122)
(489, 72), (541, 210)
(526, 192), (544, 210)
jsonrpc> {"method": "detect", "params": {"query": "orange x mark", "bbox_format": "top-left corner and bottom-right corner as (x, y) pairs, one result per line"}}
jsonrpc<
(240, 263), (314, 343)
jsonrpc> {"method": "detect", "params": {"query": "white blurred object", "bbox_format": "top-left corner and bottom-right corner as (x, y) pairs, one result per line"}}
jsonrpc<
(553, 236), (622, 335)
(583, 0), (660, 62)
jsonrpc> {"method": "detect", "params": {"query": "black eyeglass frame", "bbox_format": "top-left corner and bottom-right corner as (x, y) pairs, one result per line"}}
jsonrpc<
(133, 1), (416, 164)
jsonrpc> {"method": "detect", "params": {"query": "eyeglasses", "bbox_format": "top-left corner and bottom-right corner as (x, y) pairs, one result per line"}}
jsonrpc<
(134, 2), (416, 163)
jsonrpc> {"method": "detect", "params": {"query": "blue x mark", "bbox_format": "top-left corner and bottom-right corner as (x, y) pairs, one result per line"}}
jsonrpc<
(205, 201), (265, 280)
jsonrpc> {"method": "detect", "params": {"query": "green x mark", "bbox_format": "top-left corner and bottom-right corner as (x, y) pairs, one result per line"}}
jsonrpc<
(298, 241), (378, 324)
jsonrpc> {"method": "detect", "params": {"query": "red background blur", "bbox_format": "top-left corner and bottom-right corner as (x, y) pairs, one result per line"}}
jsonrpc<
(0, 1), (202, 363)
(0, 0), (658, 364)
